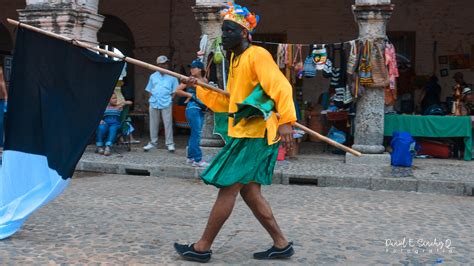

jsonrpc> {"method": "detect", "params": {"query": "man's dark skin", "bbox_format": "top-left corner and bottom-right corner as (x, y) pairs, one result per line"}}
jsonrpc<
(186, 20), (293, 253)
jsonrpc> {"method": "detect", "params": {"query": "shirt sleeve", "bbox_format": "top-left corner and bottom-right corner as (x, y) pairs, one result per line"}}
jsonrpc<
(171, 77), (179, 93)
(196, 85), (229, 113)
(253, 48), (297, 125)
(145, 75), (153, 93)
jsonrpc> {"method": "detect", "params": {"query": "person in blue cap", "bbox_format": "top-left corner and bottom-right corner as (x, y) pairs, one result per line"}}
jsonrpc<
(175, 59), (210, 167)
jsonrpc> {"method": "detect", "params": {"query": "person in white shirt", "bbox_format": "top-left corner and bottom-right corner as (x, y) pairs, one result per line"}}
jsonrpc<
(143, 55), (179, 152)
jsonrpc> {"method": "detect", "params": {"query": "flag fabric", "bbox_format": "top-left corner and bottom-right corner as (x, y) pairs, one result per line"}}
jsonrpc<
(213, 84), (276, 143)
(0, 27), (125, 239)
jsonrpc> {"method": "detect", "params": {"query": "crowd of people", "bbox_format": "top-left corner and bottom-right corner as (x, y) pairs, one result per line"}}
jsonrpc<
(93, 55), (211, 167)
(414, 72), (473, 116)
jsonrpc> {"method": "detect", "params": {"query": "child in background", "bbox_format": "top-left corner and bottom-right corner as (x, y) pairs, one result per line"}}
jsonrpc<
(95, 93), (132, 156)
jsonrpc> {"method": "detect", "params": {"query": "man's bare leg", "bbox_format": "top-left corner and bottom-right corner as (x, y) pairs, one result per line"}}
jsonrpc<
(193, 183), (244, 252)
(240, 183), (288, 248)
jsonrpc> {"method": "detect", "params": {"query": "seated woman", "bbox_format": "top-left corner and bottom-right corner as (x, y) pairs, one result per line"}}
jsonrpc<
(175, 60), (209, 167)
(460, 87), (474, 116)
(96, 92), (132, 156)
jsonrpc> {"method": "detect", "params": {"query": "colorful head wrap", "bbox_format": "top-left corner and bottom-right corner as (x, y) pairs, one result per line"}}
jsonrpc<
(221, 2), (260, 33)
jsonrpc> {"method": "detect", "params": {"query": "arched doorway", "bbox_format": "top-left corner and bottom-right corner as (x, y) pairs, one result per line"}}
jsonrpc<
(98, 15), (135, 101)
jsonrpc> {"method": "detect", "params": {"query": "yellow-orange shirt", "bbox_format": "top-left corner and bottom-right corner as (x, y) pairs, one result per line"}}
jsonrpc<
(197, 45), (297, 144)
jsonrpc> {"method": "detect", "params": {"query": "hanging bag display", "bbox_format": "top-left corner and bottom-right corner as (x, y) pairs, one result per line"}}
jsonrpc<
(292, 44), (304, 79)
(277, 44), (287, 69)
(313, 45), (328, 70)
(343, 85), (353, 104)
(367, 41), (390, 87)
(358, 40), (374, 85)
(346, 40), (358, 75)
(303, 55), (317, 78)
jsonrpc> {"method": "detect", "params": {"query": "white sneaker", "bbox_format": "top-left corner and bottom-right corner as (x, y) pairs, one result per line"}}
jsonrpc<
(167, 144), (175, 153)
(186, 158), (194, 164)
(143, 143), (156, 151)
(192, 161), (210, 168)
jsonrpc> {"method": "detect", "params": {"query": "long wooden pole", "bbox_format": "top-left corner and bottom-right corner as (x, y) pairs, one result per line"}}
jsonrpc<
(7, 18), (362, 157)
(6, 18), (229, 97)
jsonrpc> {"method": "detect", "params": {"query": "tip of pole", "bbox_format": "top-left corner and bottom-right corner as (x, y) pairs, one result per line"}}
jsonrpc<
(6, 18), (19, 25)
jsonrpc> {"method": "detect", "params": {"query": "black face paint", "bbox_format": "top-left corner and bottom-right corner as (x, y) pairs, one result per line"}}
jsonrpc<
(221, 20), (244, 51)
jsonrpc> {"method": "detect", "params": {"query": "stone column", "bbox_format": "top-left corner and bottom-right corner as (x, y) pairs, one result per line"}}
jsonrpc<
(18, 0), (104, 44)
(192, 0), (226, 147)
(351, 0), (394, 154)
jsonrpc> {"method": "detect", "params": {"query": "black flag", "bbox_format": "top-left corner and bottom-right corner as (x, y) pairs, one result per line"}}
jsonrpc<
(0, 27), (125, 239)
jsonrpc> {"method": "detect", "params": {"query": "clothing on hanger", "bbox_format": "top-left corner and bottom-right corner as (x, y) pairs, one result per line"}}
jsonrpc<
(385, 42), (399, 90)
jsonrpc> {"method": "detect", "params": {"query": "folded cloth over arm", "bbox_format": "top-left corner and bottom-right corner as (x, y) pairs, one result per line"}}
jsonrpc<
(195, 46), (297, 145)
(231, 84), (275, 126)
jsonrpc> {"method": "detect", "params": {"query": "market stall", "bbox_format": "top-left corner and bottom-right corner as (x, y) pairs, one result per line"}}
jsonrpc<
(384, 114), (473, 160)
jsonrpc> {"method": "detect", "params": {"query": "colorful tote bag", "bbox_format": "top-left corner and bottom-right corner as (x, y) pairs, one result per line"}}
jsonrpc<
(346, 40), (358, 75)
(367, 41), (390, 87)
(303, 55), (317, 78)
(358, 40), (374, 86)
(313, 45), (328, 70)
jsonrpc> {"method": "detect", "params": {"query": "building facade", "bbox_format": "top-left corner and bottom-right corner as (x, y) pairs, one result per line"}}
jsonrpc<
(0, 0), (473, 115)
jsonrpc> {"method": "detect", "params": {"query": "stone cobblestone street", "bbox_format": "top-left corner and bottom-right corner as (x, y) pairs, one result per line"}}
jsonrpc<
(0, 172), (472, 264)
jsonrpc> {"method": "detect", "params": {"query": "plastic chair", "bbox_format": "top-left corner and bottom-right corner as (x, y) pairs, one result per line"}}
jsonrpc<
(172, 103), (190, 130)
(115, 105), (132, 151)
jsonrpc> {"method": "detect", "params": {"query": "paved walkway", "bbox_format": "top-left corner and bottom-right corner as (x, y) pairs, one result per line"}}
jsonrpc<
(77, 136), (474, 196)
(0, 173), (472, 264)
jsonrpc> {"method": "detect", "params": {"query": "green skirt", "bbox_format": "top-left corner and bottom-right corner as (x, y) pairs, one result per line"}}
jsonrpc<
(200, 138), (279, 188)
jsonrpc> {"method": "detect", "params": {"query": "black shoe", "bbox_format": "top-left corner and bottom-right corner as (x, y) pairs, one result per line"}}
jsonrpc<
(253, 242), (295, 260)
(174, 243), (212, 263)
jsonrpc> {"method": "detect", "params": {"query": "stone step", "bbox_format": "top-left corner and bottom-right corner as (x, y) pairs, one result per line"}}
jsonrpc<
(75, 159), (474, 197)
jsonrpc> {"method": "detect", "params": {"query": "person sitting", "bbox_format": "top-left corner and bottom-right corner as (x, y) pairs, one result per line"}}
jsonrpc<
(460, 87), (474, 116)
(114, 85), (139, 144)
(421, 75), (441, 114)
(175, 60), (210, 167)
(95, 93), (132, 156)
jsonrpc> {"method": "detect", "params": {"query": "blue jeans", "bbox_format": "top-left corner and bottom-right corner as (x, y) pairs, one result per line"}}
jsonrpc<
(186, 108), (204, 162)
(0, 100), (5, 148)
(96, 116), (121, 147)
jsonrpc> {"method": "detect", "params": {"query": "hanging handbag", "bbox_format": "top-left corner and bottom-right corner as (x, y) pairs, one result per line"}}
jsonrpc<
(293, 44), (304, 79)
(358, 40), (374, 85)
(313, 45), (328, 70)
(213, 37), (224, 64)
(277, 44), (287, 69)
(343, 85), (353, 104)
(346, 40), (358, 75)
(303, 55), (317, 78)
(367, 41), (390, 87)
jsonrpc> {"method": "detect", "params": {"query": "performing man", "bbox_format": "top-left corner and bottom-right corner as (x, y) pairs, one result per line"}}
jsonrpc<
(173, 2), (297, 262)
